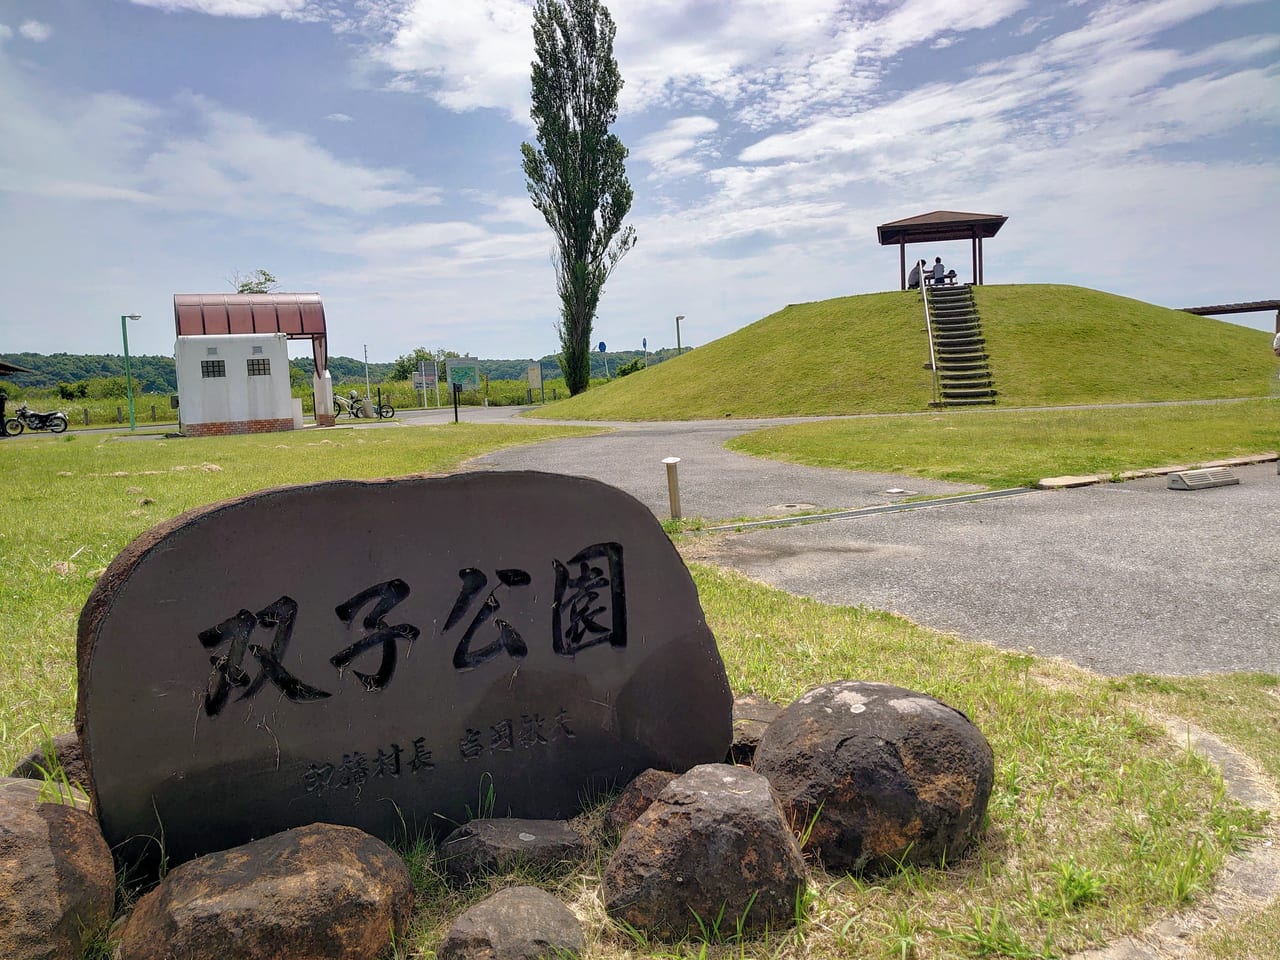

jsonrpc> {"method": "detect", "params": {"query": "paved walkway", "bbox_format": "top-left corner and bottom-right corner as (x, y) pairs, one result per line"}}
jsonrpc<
(395, 405), (1280, 677)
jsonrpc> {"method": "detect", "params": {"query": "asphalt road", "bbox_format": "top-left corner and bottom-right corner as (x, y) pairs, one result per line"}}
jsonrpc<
(397, 406), (1279, 676)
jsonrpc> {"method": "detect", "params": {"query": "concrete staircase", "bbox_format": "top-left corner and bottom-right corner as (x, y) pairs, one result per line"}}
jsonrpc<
(926, 284), (997, 406)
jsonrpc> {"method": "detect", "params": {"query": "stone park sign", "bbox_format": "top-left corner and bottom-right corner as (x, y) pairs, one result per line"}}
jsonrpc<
(76, 472), (733, 871)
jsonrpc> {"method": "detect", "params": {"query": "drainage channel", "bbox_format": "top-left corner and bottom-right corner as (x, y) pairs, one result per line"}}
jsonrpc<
(701, 487), (1036, 533)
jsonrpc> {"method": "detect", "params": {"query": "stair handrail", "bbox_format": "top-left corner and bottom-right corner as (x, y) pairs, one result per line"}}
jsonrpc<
(919, 262), (940, 405)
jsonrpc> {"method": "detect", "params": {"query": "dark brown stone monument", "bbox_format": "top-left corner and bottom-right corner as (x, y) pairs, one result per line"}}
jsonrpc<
(76, 472), (732, 871)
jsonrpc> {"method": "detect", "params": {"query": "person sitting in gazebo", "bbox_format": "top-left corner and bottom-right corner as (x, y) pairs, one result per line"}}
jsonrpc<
(907, 259), (923, 289)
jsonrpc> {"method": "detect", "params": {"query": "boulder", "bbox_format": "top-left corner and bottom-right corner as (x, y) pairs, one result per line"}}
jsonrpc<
(117, 822), (412, 960)
(728, 694), (782, 765)
(439, 818), (586, 885)
(602, 768), (676, 836)
(602, 763), (806, 939)
(438, 886), (585, 960)
(9, 732), (90, 791)
(753, 680), (994, 874)
(0, 777), (115, 960)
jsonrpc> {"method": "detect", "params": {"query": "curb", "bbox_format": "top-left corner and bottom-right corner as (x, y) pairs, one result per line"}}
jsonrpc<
(1038, 454), (1278, 490)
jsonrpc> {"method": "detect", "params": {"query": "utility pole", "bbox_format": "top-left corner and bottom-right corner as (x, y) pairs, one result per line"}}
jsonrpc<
(121, 314), (141, 429)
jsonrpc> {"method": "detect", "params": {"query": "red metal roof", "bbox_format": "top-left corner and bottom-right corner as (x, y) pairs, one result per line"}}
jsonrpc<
(173, 293), (328, 373)
(877, 210), (1008, 245)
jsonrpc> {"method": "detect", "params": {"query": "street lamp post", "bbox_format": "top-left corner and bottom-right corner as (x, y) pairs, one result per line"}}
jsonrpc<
(121, 314), (140, 430)
(675, 315), (684, 355)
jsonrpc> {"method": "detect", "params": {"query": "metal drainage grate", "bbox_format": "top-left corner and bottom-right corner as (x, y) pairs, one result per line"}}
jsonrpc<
(1167, 468), (1239, 490)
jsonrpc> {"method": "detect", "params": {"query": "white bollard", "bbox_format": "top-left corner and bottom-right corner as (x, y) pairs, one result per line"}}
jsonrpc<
(662, 457), (682, 520)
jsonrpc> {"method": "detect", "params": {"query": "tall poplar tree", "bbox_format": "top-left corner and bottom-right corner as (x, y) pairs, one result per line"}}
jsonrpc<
(521, 0), (636, 396)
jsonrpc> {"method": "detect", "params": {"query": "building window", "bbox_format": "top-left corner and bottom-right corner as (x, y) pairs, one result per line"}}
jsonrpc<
(201, 360), (226, 378)
(206, 346), (219, 356)
(247, 358), (272, 377)
(251, 345), (264, 355)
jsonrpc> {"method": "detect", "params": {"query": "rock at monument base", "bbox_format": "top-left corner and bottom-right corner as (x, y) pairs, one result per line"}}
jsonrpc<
(602, 768), (676, 836)
(728, 694), (782, 765)
(117, 822), (413, 960)
(10, 732), (90, 792)
(439, 817), (586, 885)
(438, 886), (586, 960)
(602, 763), (806, 940)
(0, 777), (115, 960)
(752, 680), (994, 875)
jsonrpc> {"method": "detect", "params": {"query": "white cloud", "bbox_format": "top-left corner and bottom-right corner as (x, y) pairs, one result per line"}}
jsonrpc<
(0, 24), (13, 43)
(18, 20), (52, 41)
(325, 112), (353, 122)
(369, 1), (533, 120)
(128, 0), (313, 17)
(139, 98), (441, 217)
(635, 116), (719, 179)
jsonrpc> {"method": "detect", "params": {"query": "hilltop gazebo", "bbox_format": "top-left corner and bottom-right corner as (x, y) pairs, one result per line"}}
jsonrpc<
(877, 210), (1008, 290)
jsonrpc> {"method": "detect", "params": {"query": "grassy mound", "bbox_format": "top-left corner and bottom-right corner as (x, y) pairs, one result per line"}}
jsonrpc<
(532, 285), (1276, 420)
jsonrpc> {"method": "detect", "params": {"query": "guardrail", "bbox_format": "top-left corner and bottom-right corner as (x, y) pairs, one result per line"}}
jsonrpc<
(919, 264), (940, 406)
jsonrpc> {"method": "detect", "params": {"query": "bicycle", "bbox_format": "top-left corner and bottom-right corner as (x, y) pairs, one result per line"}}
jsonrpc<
(333, 394), (394, 419)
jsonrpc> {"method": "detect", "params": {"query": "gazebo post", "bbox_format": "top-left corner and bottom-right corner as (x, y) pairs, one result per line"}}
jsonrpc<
(971, 230), (978, 285)
(899, 241), (906, 291)
(978, 237), (985, 285)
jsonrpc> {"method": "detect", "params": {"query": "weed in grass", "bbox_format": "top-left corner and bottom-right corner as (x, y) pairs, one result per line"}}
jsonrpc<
(888, 910), (921, 960)
(934, 904), (1059, 959)
(464, 771), (498, 821)
(688, 892), (753, 945)
(1051, 860), (1107, 912)
(20, 722), (79, 804)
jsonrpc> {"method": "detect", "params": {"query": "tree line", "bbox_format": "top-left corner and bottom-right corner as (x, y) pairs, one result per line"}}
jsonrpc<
(2, 346), (683, 396)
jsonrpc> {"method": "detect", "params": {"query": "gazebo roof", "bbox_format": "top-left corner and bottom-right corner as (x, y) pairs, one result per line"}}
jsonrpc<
(877, 210), (1008, 245)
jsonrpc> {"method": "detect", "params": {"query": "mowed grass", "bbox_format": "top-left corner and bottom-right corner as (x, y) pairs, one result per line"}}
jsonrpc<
(727, 400), (1279, 489)
(530, 285), (1277, 421)
(0, 422), (599, 767)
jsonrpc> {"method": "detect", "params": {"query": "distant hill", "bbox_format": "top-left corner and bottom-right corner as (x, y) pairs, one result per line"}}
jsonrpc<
(0, 353), (180, 392)
(530, 285), (1277, 420)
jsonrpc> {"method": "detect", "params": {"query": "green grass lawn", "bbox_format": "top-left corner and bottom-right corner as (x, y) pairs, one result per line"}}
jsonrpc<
(727, 400), (1279, 489)
(1, 415), (1276, 960)
(529, 285), (1277, 421)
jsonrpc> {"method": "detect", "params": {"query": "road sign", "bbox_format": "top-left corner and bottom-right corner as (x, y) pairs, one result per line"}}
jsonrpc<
(445, 358), (482, 391)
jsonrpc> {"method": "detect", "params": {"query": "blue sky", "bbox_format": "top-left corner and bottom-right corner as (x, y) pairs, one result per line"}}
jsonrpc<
(1, 0), (1276, 363)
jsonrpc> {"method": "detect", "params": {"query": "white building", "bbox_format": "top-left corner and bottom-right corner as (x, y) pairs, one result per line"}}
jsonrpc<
(174, 333), (296, 437)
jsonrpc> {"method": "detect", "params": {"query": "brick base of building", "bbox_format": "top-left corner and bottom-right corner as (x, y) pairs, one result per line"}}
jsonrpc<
(184, 418), (295, 438)
(315, 413), (337, 427)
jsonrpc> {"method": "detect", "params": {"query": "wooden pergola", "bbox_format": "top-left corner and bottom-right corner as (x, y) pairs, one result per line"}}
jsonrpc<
(1180, 300), (1280, 333)
(877, 210), (1008, 290)
(0, 357), (35, 377)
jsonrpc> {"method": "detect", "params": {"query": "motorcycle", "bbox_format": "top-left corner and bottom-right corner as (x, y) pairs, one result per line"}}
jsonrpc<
(3, 402), (69, 436)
